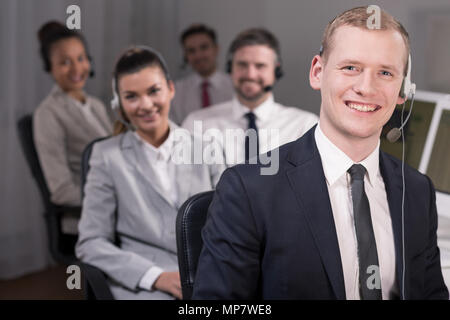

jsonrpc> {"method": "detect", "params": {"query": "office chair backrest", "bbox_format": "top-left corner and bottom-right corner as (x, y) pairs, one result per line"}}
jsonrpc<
(17, 114), (80, 264)
(81, 136), (109, 198)
(79, 136), (115, 300)
(17, 115), (52, 208)
(176, 190), (215, 300)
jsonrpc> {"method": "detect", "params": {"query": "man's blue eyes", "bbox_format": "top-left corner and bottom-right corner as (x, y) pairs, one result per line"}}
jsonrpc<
(342, 66), (393, 76)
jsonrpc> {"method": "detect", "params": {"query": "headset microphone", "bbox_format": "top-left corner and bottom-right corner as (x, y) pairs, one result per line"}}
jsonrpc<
(386, 127), (402, 143)
(387, 55), (416, 143)
(386, 92), (415, 143)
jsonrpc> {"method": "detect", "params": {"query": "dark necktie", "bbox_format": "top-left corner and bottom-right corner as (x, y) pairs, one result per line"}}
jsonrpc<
(348, 164), (382, 300)
(244, 112), (259, 162)
(201, 81), (211, 108)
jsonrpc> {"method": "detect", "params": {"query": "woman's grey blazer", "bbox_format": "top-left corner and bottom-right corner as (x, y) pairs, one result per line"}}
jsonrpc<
(75, 129), (225, 299)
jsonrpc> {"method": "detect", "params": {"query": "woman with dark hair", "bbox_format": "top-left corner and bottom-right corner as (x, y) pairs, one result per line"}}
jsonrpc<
(75, 46), (225, 299)
(33, 21), (112, 212)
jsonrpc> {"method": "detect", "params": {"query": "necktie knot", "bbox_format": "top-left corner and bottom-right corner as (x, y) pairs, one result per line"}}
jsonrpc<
(348, 164), (366, 181)
(201, 80), (209, 89)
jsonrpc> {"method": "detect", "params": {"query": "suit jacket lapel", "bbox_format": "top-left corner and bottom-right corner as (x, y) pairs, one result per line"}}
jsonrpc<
(379, 151), (405, 299)
(286, 127), (346, 299)
(121, 132), (175, 208)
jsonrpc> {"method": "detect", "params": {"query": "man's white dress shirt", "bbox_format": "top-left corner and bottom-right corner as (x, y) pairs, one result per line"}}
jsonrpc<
(182, 94), (318, 165)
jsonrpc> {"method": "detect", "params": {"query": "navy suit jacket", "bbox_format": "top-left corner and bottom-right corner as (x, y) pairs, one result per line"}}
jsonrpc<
(192, 126), (449, 299)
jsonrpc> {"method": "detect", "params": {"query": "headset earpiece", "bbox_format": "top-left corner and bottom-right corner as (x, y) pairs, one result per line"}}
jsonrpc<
(111, 78), (120, 111)
(388, 53), (417, 144)
(275, 64), (283, 80)
(111, 77), (134, 130)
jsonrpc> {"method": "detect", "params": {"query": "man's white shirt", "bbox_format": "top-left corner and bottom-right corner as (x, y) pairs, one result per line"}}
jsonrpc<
(182, 94), (319, 165)
(170, 70), (233, 125)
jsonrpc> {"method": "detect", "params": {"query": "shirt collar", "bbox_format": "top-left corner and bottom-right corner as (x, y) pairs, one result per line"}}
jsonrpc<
(314, 122), (380, 187)
(231, 94), (275, 122)
(359, 139), (380, 187)
(72, 96), (90, 109)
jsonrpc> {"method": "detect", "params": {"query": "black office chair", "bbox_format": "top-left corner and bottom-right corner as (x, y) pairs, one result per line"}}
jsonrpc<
(176, 190), (215, 300)
(17, 114), (80, 265)
(81, 136), (109, 198)
(79, 136), (114, 300)
(78, 262), (114, 300)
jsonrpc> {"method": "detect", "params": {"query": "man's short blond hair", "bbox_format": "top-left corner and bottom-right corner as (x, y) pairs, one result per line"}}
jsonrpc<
(320, 6), (410, 76)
